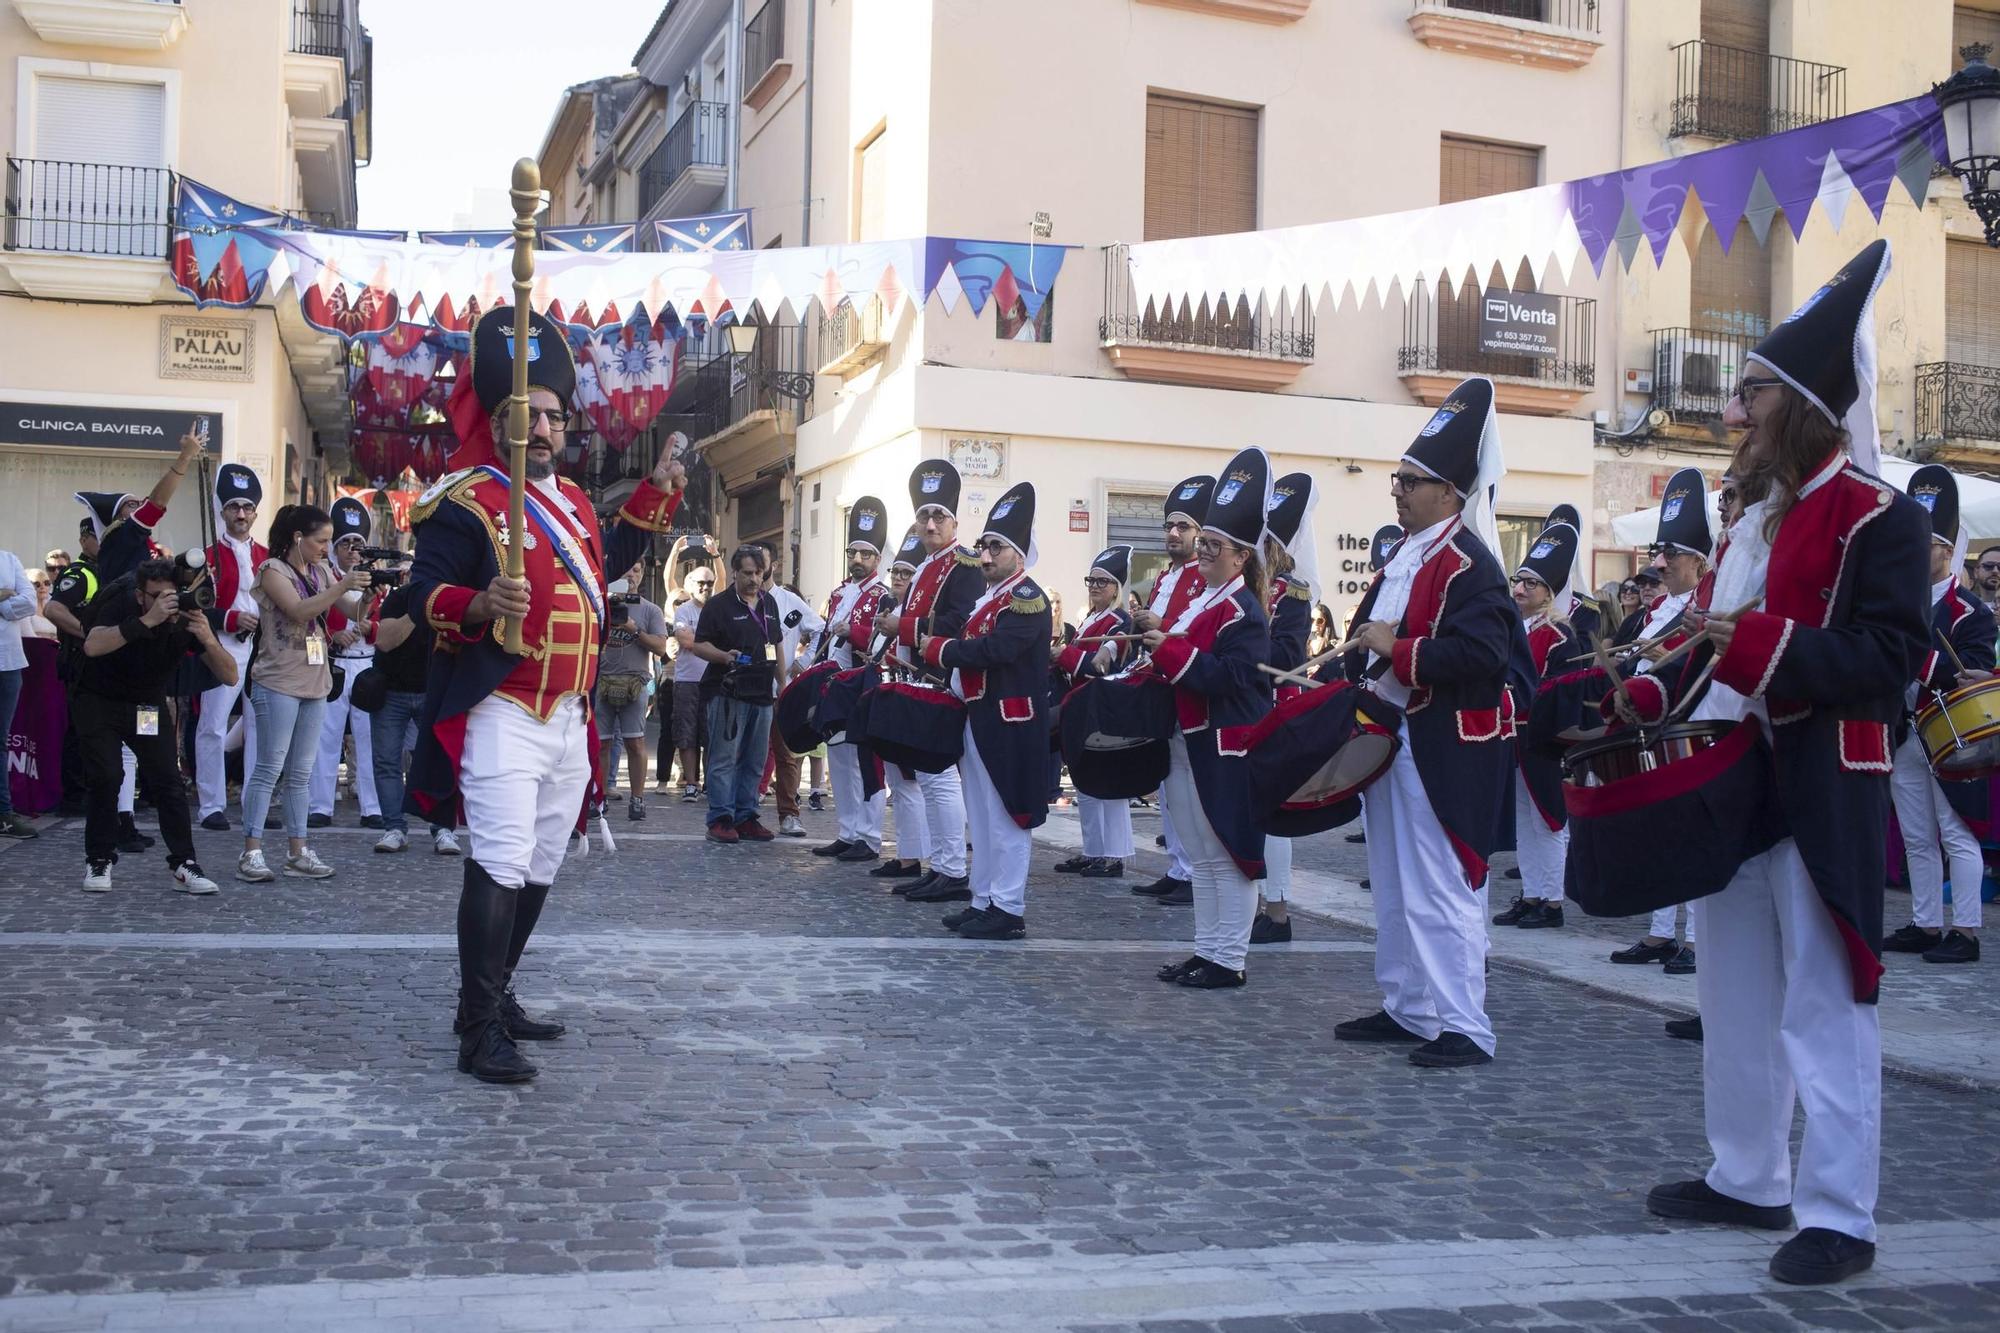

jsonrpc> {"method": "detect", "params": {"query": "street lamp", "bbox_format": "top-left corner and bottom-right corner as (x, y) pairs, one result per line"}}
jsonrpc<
(721, 318), (814, 404)
(1935, 43), (2000, 247)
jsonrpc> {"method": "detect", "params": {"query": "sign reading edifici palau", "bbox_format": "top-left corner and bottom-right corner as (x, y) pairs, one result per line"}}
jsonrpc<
(160, 314), (255, 383)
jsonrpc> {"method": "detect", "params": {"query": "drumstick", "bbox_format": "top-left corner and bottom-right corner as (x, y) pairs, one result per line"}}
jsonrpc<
(1073, 631), (1183, 645)
(1257, 661), (1327, 691)
(1934, 625), (1968, 677)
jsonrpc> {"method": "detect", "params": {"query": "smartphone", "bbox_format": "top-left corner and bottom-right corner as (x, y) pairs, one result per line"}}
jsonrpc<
(193, 417), (211, 447)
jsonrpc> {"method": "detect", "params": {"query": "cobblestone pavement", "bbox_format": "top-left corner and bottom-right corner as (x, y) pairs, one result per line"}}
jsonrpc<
(4, 789), (2000, 1331)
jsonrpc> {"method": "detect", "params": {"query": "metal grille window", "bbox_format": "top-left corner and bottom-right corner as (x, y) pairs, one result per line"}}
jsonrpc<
(1143, 94), (1258, 242)
(1107, 492), (1171, 598)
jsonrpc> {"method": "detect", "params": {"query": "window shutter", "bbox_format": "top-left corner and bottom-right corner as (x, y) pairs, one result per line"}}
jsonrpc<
(1690, 219), (1771, 338)
(33, 76), (165, 165)
(856, 127), (888, 243)
(1439, 136), (1539, 205)
(1947, 239), (2000, 367)
(1955, 6), (2000, 69)
(1702, 0), (1769, 52)
(1144, 94), (1258, 242)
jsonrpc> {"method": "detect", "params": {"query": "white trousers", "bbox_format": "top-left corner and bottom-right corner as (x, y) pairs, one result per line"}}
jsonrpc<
(194, 635), (256, 819)
(887, 763), (930, 863)
(1162, 733), (1257, 971)
(1362, 742), (1495, 1053)
(459, 695), (592, 890)
(1699, 838), (1880, 1241)
(1890, 734), (1985, 931)
(1078, 793), (1133, 859)
(1159, 783), (1194, 881)
(309, 662), (379, 817)
(1649, 902), (1699, 943)
(830, 742), (885, 849)
(917, 763), (967, 878)
(1261, 835), (1292, 903)
(1513, 772), (1568, 904)
(960, 725), (1028, 915)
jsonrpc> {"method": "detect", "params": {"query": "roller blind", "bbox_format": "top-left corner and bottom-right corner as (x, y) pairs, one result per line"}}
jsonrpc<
(1691, 219), (1771, 338)
(33, 76), (165, 165)
(1143, 93), (1258, 242)
(1956, 7), (2000, 69)
(1947, 239), (2000, 367)
(1439, 136), (1539, 205)
(1702, 0), (1768, 52)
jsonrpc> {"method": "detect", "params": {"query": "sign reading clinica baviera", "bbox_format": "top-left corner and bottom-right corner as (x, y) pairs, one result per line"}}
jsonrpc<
(0, 402), (222, 453)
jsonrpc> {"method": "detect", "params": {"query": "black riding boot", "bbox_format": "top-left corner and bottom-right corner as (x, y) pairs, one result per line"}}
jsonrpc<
(499, 881), (565, 1040)
(454, 859), (537, 1084)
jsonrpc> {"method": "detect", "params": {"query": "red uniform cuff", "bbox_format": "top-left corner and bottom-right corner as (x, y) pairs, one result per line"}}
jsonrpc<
(899, 616), (921, 648)
(1713, 611), (1792, 698)
(1057, 643), (1087, 677)
(1391, 636), (1422, 688)
(616, 480), (683, 533)
(222, 610), (241, 634)
(921, 635), (949, 669)
(1598, 674), (1667, 726)
(131, 498), (166, 531)
(1151, 636), (1196, 682)
(426, 585), (480, 643)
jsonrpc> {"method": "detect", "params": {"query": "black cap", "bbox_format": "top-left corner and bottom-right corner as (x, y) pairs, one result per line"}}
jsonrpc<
(215, 463), (263, 509)
(1747, 238), (1890, 433)
(1907, 464), (1959, 547)
(1403, 377), (1495, 496)
(1266, 472), (1313, 552)
(1204, 448), (1272, 549)
(1370, 523), (1402, 572)
(470, 305), (576, 416)
(330, 497), (370, 545)
(1653, 467), (1712, 557)
(1165, 475), (1216, 523)
(1088, 544), (1132, 587)
(1516, 521), (1579, 591)
(846, 495), (888, 555)
(982, 481), (1036, 560)
(890, 524), (923, 572)
(1545, 502), (1581, 533)
(909, 459), (961, 519)
(73, 491), (131, 538)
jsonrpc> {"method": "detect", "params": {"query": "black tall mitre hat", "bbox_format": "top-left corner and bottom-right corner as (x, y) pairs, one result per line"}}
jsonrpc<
(1907, 464), (1959, 546)
(215, 463), (263, 509)
(470, 305), (576, 416)
(1403, 377), (1496, 496)
(982, 481), (1037, 563)
(1266, 472), (1313, 551)
(1165, 475), (1216, 523)
(1516, 521), (1579, 591)
(1089, 543), (1132, 587)
(890, 524), (923, 571)
(1747, 238), (1891, 474)
(1654, 467), (1712, 557)
(1204, 448), (1273, 549)
(846, 495), (888, 554)
(909, 459), (961, 519)
(330, 496), (370, 544)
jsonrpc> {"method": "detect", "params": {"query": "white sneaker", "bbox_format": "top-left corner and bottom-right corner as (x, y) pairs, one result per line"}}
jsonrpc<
(374, 829), (408, 853)
(82, 860), (112, 892)
(236, 850), (275, 882)
(433, 828), (462, 856)
(284, 848), (334, 879)
(779, 815), (806, 837)
(172, 862), (219, 895)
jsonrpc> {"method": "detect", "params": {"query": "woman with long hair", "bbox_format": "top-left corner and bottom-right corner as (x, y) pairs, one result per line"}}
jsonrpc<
(235, 503), (369, 882)
(1305, 602), (1334, 659)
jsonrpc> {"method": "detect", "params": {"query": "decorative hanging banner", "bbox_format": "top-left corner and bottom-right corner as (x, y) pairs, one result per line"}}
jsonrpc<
(653, 209), (752, 253)
(544, 223), (635, 253)
(923, 238), (1067, 318)
(417, 230), (514, 249)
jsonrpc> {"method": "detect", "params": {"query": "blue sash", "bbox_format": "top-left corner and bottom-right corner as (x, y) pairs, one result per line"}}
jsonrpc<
(475, 465), (605, 620)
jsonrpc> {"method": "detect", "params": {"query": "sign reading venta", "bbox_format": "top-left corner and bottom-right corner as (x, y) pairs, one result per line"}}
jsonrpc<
(0, 401), (222, 453)
(160, 315), (255, 382)
(1478, 291), (1561, 359)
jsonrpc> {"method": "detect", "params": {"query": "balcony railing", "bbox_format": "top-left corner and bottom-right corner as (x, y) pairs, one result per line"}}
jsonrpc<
(681, 323), (813, 442)
(1917, 362), (2000, 446)
(815, 297), (890, 375)
(1669, 40), (1846, 141)
(1099, 244), (1314, 359)
(1651, 327), (1758, 421)
(638, 101), (729, 218)
(3, 158), (169, 259)
(746, 0), (785, 83)
(291, 0), (359, 63)
(1399, 280), (1596, 387)
(1425, 0), (1599, 31)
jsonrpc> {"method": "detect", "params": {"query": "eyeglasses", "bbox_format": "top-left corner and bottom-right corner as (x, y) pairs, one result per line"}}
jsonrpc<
(1388, 471), (1446, 493)
(974, 538), (1012, 554)
(1194, 537), (1244, 557)
(1510, 576), (1544, 588)
(525, 407), (577, 432)
(1163, 520), (1195, 535)
(1083, 577), (1116, 588)
(1980, 562), (2000, 573)
(1732, 377), (1781, 405)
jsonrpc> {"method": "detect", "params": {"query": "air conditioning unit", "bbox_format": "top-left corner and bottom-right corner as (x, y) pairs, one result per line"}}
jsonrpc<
(1656, 331), (1739, 408)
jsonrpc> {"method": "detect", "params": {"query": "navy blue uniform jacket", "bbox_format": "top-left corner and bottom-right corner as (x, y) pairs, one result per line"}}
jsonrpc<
(1152, 579), (1272, 880)
(923, 573), (1053, 828)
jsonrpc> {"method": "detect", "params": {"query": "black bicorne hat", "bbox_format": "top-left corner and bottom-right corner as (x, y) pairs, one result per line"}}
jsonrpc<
(1088, 544), (1132, 588)
(1165, 475), (1216, 523)
(1907, 464), (1959, 546)
(909, 459), (961, 519)
(1654, 467), (1712, 558)
(330, 497), (370, 545)
(73, 491), (132, 538)
(1204, 448), (1272, 549)
(982, 481), (1036, 561)
(1516, 521), (1579, 591)
(1545, 502), (1581, 532)
(1266, 472), (1313, 552)
(1403, 377), (1496, 496)
(470, 305), (577, 417)
(890, 524), (923, 572)
(1747, 238), (1891, 468)
(1370, 523), (1403, 572)
(846, 495), (888, 554)
(215, 463), (263, 509)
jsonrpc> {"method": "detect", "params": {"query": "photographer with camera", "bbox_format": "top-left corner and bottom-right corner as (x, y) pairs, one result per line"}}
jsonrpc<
(686, 544), (789, 843)
(308, 499), (390, 829)
(73, 558), (239, 892)
(597, 558), (669, 821)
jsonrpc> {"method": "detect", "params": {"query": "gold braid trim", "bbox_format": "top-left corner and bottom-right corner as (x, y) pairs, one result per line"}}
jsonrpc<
(1005, 591), (1048, 616)
(953, 548), (981, 569)
(1284, 580), (1313, 602)
(410, 469), (477, 527)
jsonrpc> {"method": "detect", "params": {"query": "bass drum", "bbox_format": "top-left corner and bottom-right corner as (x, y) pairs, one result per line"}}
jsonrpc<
(1058, 673), (1176, 801)
(852, 681), (966, 773)
(1224, 680), (1401, 837)
(775, 660), (841, 754)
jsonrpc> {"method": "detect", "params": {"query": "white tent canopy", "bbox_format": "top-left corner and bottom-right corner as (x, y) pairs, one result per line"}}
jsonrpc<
(1608, 459), (2000, 547)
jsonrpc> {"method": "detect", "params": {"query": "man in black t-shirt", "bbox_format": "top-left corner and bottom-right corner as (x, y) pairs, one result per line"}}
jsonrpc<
(682, 544), (788, 843)
(366, 581), (461, 856)
(73, 560), (240, 894)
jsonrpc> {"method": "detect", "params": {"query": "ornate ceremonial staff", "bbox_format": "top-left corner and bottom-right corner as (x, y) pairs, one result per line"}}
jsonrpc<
(502, 157), (540, 655)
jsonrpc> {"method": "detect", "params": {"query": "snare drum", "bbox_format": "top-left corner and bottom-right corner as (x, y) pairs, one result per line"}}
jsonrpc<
(1915, 678), (2000, 780)
(1059, 673), (1176, 800)
(1225, 681), (1403, 837)
(1562, 721), (1734, 786)
(853, 681), (966, 773)
(775, 660), (841, 754)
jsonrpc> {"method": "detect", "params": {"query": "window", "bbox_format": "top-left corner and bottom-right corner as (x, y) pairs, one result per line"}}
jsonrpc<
(1439, 135), (1539, 206)
(1698, 0), (1769, 141)
(22, 70), (171, 257)
(1143, 93), (1258, 242)
(855, 125), (888, 243)
(1947, 240), (2000, 367)
(1956, 6), (2000, 68)
(1107, 491), (1171, 595)
(1495, 514), (1548, 581)
(736, 478), (783, 553)
(1690, 218), (1771, 338)
(996, 290), (1054, 342)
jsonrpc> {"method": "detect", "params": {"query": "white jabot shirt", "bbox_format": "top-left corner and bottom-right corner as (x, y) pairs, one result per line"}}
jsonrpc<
(1632, 588), (1695, 677)
(222, 533), (259, 622)
(1367, 515), (1457, 709)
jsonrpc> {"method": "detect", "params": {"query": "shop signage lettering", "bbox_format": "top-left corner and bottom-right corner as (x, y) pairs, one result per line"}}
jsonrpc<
(0, 401), (223, 453)
(1478, 290), (1561, 358)
(160, 315), (255, 382)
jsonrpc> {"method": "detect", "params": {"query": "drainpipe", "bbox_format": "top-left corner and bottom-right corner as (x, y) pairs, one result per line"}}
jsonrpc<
(726, 0), (743, 210)
(789, 0), (819, 585)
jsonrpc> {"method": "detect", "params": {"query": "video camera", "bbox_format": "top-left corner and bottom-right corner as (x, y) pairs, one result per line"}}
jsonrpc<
(355, 546), (408, 589)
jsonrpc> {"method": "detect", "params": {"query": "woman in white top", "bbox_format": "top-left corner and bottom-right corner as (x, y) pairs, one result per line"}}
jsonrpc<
(0, 549), (39, 837)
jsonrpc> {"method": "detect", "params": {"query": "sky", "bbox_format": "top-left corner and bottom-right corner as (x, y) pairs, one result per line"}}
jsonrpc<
(354, 1), (658, 231)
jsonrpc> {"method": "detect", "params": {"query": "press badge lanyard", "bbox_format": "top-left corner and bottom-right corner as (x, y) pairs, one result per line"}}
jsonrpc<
(288, 562), (329, 666)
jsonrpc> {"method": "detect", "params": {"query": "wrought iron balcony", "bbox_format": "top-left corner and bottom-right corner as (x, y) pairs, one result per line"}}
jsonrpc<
(746, 0), (786, 84)
(3, 158), (169, 259)
(1916, 362), (2000, 447)
(1651, 327), (1758, 421)
(638, 101), (729, 222)
(1399, 280), (1595, 386)
(1098, 245), (1314, 390)
(680, 323), (814, 446)
(1427, 0), (1598, 30)
(816, 297), (890, 377)
(291, 0), (359, 62)
(1669, 40), (1846, 141)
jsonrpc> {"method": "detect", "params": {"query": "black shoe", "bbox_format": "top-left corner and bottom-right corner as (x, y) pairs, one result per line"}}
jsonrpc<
(307, 812), (332, 829)
(1079, 858), (1124, 878)
(1645, 1179), (1794, 1230)
(1154, 882), (1193, 906)
(454, 860), (537, 1085)
(870, 858), (924, 879)
(1154, 834), (1166, 848)
(1503, 865), (1522, 881)
(1177, 959), (1246, 989)
(1156, 954), (1203, 983)
(1249, 912), (1292, 944)
(1410, 1033), (1492, 1068)
(1665, 1016), (1704, 1042)
(1610, 938), (1678, 964)
(1053, 854), (1089, 873)
(1883, 923), (1943, 953)
(895, 870), (938, 897)
(1663, 945), (1697, 974)
(200, 811), (229, 831)
(808, 791), (826, 812)
(940, 905), (981, 930)
(1923, 930), (1981, 964)
(116, 825), (151, 855)
(358, 814), (385, 830)
(836, 843), (880, 863)
(1770, 1227), (1876, 1285)
(956, 906), (1025, 939)
(1517, 901), (1565, 930)
(1491, 895), (1532, 926)
(811, 839), (855, 858)
(1344, 831), (1365, 843)
(58, 799), (86, 818)
(1334, 1010), (1424, 1043)
(1131, 874), (1181, 897)
(907, 874), (972, 903)
(499, 989), (566, 1041)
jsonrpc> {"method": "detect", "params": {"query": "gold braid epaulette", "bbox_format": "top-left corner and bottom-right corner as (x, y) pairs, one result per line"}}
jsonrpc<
(1284, 580), (1313, 602)
(953, 548), (980, 569)
(1005, 590), (1048, 616)
(409, 468), (477, 527)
